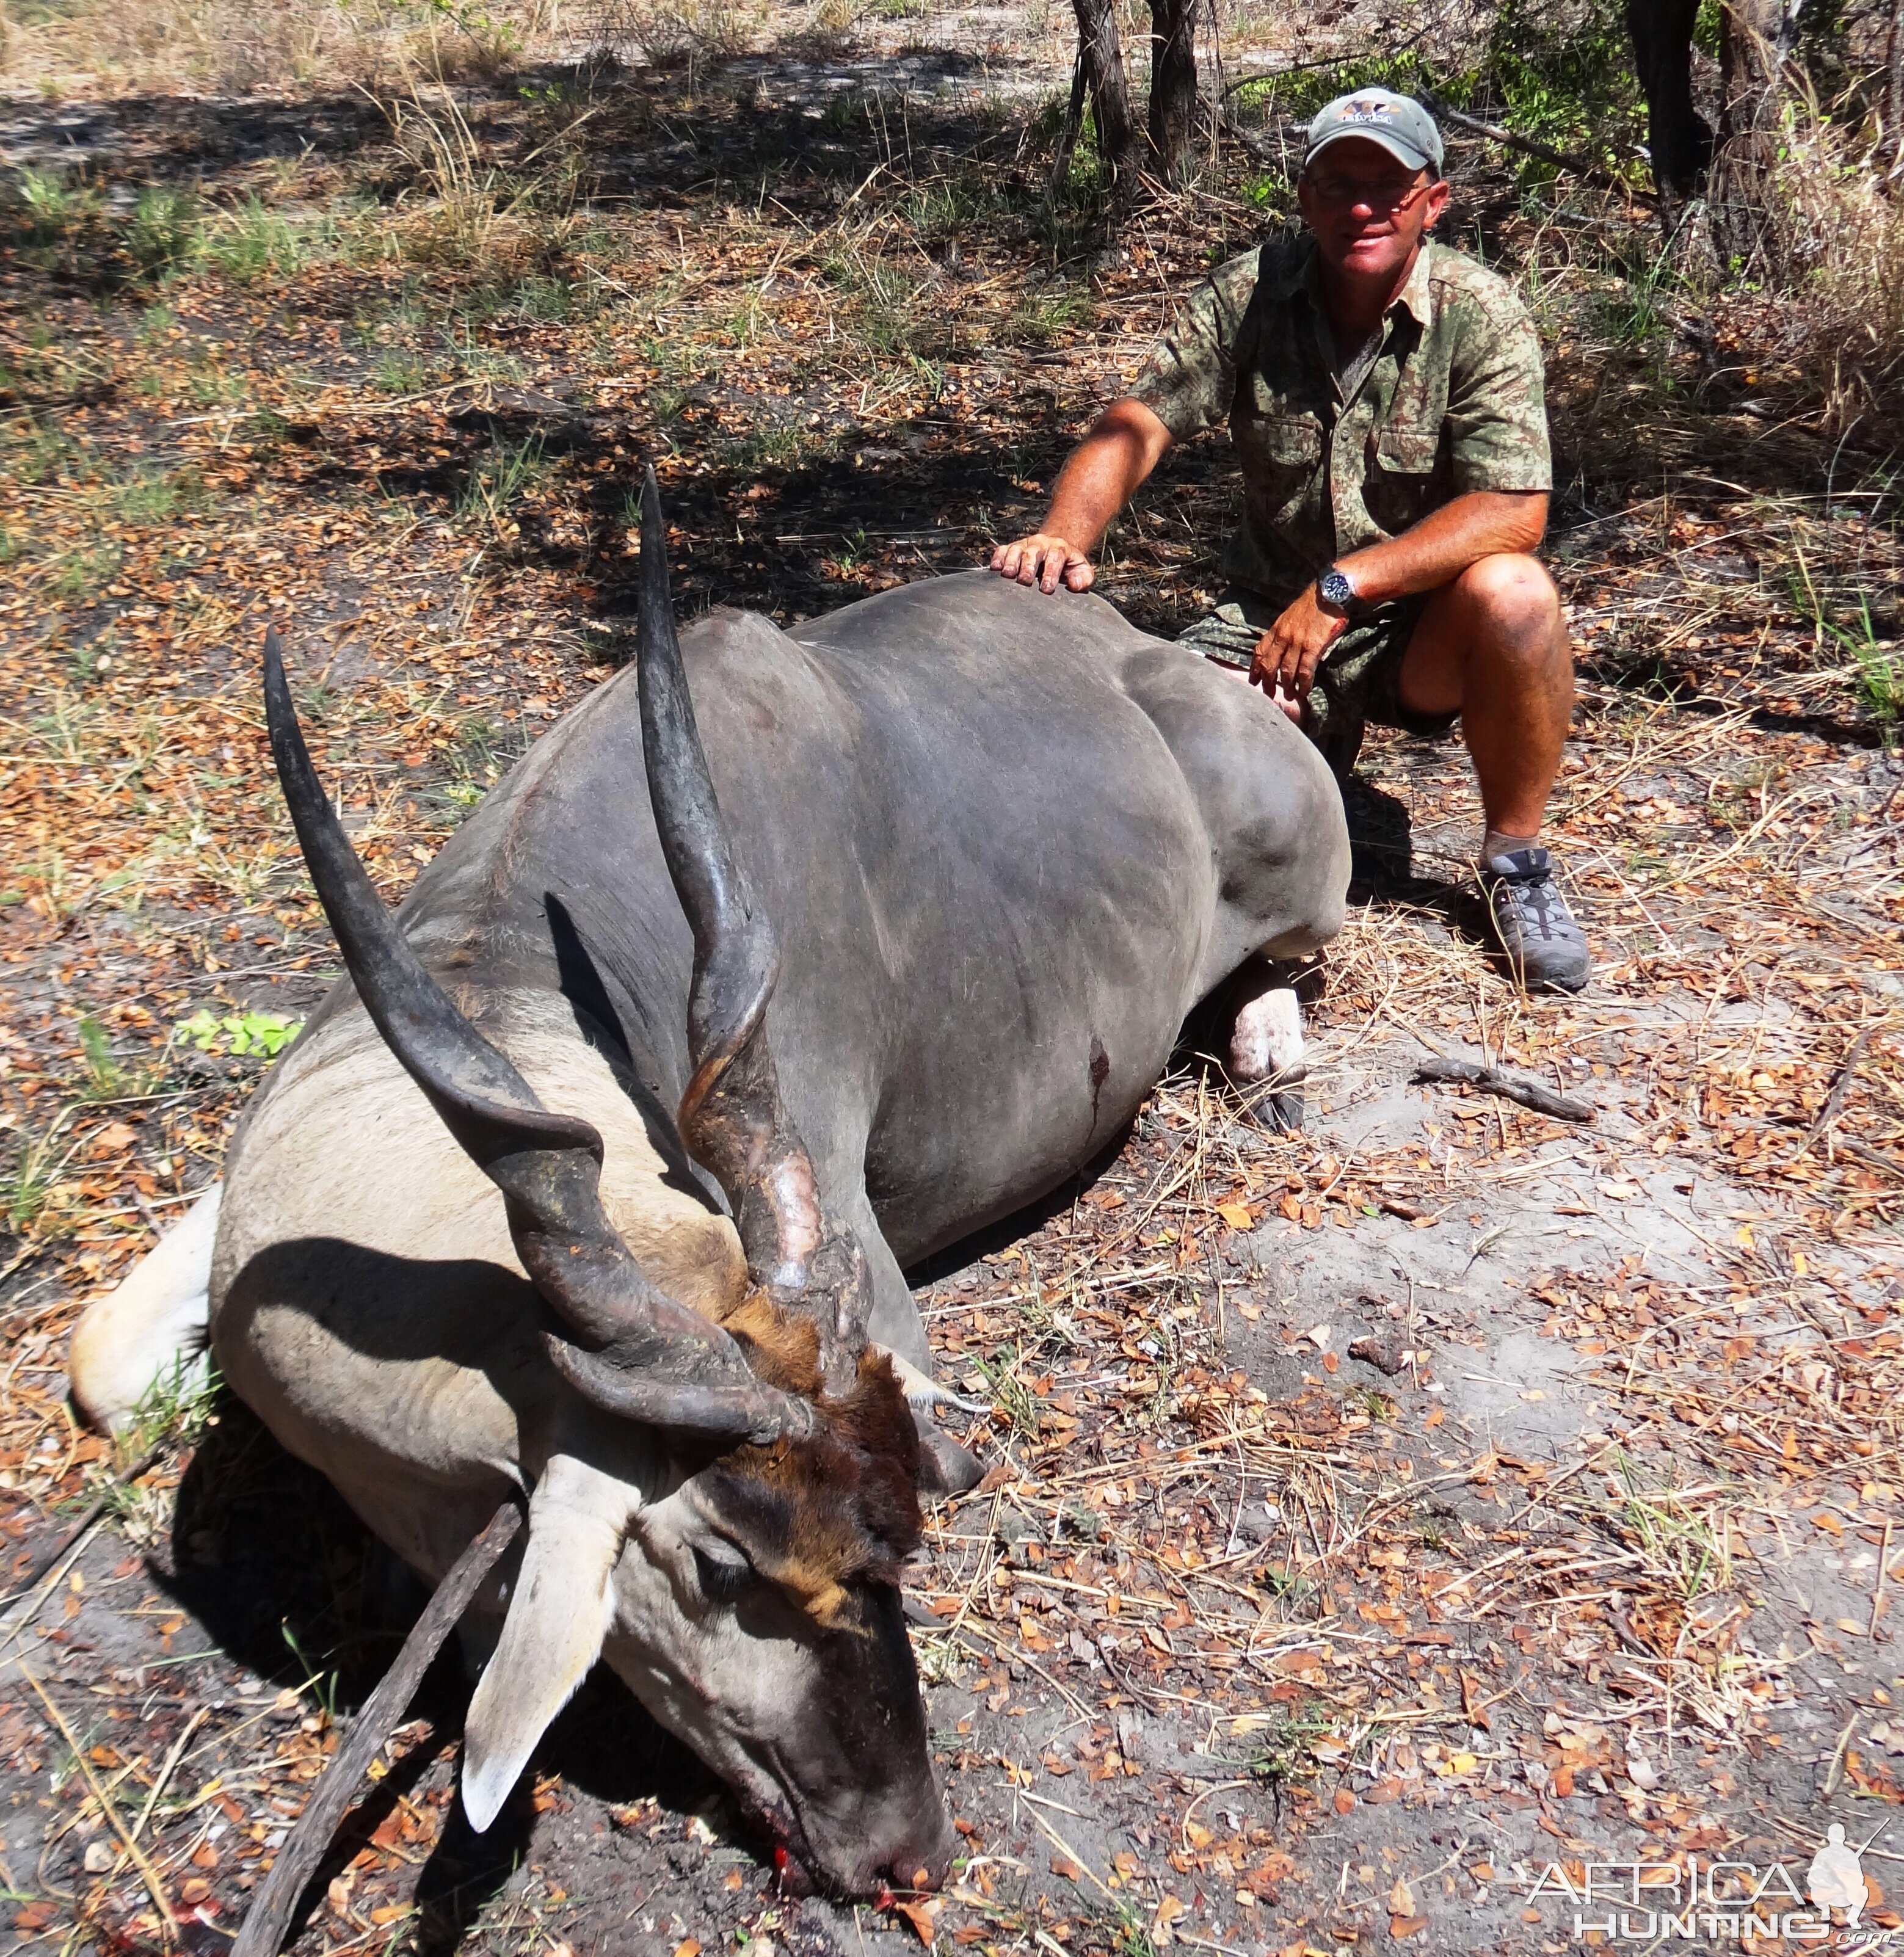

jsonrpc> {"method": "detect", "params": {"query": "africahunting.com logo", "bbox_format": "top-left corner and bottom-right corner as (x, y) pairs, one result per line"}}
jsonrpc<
(1524, 1829), (1898, 1948)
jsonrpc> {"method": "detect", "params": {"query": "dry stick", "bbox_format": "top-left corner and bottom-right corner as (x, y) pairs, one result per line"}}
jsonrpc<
(1792, 1028), (1877, 1162)
(130, 1708), (210, 1846)
(231, 1498), (524, 1957)
(18, 1662), (180, 1940)
(1412, 1056), (1595, 1125)
(1872, 1518), (1894, 1639)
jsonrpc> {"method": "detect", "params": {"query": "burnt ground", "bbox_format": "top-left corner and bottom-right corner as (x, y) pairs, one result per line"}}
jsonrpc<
(0, 14), (1902, 1957)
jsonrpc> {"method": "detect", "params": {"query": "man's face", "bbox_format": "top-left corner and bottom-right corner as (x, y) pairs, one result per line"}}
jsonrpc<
(1297, 136), (1450, 285)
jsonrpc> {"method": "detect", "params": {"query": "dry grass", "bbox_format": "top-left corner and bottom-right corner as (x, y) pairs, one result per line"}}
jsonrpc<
(1701, 76), (1904, 434)
(0, 0), (545, 96)
(576, 0), (763, 65)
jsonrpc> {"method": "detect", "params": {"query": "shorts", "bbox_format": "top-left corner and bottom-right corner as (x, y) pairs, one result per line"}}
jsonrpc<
(1177, 587), (1458, 777)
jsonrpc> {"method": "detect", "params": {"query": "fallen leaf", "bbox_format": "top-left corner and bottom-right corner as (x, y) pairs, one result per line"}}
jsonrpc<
(1389, 1877), (1415, 1915)
(893, 1896), (940, 1947)
(1389, 1915), (1428, 1939)
(1217, 1200), (1254, 1230)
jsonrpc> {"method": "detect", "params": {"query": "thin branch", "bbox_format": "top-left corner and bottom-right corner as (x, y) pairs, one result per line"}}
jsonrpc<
(231, 1498), (524, 1957)
(1418, 92), (1658, 206)
(1412, 1056), (1597, 1124)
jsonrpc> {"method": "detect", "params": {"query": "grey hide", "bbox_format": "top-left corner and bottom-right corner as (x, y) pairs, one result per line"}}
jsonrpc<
(261, 568), (1348, 1363)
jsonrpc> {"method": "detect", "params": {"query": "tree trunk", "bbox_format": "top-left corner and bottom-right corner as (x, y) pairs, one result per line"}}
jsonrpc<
(1713, 0), (1789, 264)
(1069, 0), (1140, 186)
(1624, 0), (1712, 198)
(1887, 0), (1904, 173)
(1147, 0), (1198, 180)
(1050, 51), (1088, 198)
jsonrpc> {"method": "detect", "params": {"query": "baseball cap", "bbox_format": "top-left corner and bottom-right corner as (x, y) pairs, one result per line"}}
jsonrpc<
(1304, 89), (1444, 176)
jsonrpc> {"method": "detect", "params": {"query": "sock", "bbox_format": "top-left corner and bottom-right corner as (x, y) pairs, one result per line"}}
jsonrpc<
(1482, 828), (1538, 865)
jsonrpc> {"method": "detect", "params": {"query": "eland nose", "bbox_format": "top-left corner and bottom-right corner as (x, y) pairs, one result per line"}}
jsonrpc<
(869, 1804), (955, 1896)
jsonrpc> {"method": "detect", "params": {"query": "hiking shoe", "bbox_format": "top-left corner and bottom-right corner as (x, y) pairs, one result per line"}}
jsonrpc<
(1481, 846), (1591, 992)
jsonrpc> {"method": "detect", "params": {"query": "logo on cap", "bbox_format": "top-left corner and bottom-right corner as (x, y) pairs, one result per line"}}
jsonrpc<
(1340, 95), (1397, 123)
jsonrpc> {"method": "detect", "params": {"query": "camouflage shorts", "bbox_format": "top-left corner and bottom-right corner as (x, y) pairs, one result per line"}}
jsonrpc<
(1177, 588), (1456, 776)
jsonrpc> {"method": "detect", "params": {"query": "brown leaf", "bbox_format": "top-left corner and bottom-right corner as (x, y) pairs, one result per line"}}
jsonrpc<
(1389, 1915), (1429, 1939)
(1350, 1335), (1408, 1376)
(893, 1896), (940, 1946)
(1459, 1671), (1492, 1730)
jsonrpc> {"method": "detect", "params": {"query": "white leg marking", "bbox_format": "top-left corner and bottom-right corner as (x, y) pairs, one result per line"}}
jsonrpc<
(69, 1185), (221, 1432)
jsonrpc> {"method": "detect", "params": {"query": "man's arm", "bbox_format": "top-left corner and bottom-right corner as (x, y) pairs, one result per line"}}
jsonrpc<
(990, 398), (1175, 594)
(1254, 488), (1547, 703)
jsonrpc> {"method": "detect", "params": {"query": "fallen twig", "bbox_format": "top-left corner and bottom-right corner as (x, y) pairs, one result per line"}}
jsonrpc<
(19, 1662), (179, 1940)
(1412, 1056), (1595, 1124)
(231, 1498), (524, 1957)
(1793, 1028), (1877, 1161)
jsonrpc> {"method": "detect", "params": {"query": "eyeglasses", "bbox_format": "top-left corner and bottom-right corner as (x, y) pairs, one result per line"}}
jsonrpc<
(1304, 173), (1433, 212)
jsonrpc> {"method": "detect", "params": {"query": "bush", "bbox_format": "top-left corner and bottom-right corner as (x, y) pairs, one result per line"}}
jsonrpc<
(1229, 0), (1647, 188)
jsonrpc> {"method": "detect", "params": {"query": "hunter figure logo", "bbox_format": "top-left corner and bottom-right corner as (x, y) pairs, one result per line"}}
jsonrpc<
(1342, 94), (1397, 124)
(1810, 1825), (1868, 1926)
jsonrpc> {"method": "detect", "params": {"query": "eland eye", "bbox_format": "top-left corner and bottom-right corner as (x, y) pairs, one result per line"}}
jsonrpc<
(693, 1539), (757, 1605)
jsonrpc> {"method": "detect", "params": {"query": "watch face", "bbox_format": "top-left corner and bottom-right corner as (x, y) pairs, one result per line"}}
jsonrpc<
(1319, 569), (1354, 608)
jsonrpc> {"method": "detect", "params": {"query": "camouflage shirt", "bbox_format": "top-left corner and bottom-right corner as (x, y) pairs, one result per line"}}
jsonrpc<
(1129, 233), (1551, 607)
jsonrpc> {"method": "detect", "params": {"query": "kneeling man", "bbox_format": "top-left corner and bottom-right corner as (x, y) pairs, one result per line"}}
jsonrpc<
(993, 90), (1588, 992)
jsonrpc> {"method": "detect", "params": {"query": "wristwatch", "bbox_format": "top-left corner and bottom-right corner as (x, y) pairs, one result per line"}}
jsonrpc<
(1315, 565), (1367, 619)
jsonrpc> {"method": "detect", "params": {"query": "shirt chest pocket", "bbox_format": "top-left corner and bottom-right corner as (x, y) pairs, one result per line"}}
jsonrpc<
(1364, 424), (1445, 535)
(1234, 411), (1324, 521)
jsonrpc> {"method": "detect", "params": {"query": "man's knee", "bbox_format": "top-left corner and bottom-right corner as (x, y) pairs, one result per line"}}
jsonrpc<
(1452, 553), (1561, 648)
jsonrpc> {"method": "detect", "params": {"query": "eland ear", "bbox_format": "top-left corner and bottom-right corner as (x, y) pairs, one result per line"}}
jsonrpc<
(460, 1456), (638, 1833)
(872, 1345), (987, 1498)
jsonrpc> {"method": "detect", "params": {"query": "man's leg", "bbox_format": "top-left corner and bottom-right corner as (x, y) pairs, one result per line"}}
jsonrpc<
(1394, 553), (1590, 990)
(1395, 552), (1571, 839)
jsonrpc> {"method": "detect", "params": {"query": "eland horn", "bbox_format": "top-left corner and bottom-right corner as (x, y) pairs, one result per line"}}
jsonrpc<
(636, 469), (873, 1376)
(264, 628), (811, 1446)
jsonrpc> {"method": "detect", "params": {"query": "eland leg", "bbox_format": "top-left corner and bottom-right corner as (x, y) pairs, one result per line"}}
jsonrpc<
(69, 1185), (220, 1433)
(1226, 959), (1307, 1132)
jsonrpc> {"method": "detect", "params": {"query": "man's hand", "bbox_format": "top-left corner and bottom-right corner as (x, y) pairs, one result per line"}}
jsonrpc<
(987, 399), (1174, 597)
(991, 532), (1095, 594)
(1251, 586), (1349, 721)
